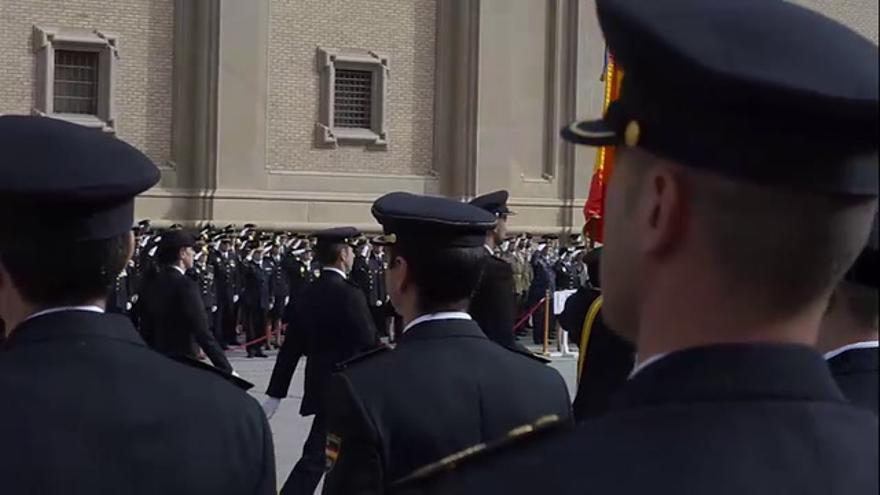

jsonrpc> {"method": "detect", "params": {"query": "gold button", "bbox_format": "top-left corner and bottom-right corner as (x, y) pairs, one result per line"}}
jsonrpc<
(625, 120), (640, 147)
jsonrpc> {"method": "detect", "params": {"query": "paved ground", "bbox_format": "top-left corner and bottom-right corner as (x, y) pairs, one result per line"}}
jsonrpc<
(230, 340), (578, 486)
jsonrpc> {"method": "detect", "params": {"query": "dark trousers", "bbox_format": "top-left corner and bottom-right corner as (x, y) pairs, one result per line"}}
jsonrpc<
(219, 298), (238, 345)
(281, 413), (326, 495)
(243, 305), (267, 355)
(371, 305), (389, 338)
(531, 300), (556, 345)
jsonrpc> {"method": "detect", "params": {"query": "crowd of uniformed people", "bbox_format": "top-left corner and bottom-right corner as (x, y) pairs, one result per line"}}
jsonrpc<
(0, 0), (878, 494)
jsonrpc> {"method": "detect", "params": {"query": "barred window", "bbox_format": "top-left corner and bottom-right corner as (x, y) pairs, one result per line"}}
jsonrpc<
(54, 50), (100, 115)
(334, 69), (373, 129)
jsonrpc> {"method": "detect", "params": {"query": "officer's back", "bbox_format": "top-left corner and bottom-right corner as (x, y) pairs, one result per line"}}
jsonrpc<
(322, 193), (572, 494)
(0, 116), (274, 494)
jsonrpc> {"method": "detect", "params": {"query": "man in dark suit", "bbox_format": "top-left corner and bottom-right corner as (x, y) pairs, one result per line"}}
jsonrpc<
(264, 227), (378, 495)
(241, 243), (273, 358)
(818, 213), (878, 414)
(321, 193), (572, 495)
(352, 242), (391, 338)
(268, 242), (290, 349)
(0, 115), (275, 494)
(139, 230), (233, 374)
(528, 241), (556, 344)
(468, 190), (532, 354)
(394, 1), (879, 493)
(211, 236), (241, 348)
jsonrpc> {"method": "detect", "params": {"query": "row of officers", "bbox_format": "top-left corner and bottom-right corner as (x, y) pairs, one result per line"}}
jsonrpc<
(105, 220), (595, 359)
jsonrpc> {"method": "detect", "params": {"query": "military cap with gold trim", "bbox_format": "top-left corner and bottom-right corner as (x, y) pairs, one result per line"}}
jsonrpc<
(372, 192), (497, 248)
(562, 0), (879, 196)
(313, 227), (361, 247)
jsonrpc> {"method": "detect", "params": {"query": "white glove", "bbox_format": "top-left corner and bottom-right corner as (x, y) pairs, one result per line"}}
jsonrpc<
(211, 305), (218, 313)
(131, 294), (139, 304)
(269, 302), (275, 310)
(125, 302), (132, 311)
(284, 296), (290, 306)
(233, 295), (240, 303)
(262, 397), (281, 420)
(231, 370), (241, 378)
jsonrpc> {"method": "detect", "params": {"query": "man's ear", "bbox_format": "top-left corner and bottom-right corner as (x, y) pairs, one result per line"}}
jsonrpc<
(638, 162), (688, 258)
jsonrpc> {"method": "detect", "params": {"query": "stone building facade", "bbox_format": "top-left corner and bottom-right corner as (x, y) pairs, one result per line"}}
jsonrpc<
(0, 0), (876, 233)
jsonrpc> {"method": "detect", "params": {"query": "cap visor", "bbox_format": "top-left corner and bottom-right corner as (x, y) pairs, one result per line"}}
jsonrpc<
(560, 119), (619, 146)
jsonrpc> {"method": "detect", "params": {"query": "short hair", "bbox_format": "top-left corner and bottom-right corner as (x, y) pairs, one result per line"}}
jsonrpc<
(390, 243), (487, 313)
(315, 242), (346, 266)
(0, 233), (132, 307)
(617, 148), (877, 319)
(687, 170), (876, 318)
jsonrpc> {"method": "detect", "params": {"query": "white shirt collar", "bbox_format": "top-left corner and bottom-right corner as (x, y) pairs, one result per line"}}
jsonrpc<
(403, 311), (472, 335)
(824, 340), (879, 361)
(629, 352), (669, 379)
(25, 305), (105, 323)
(172, 265), (186, 276)
(484, 244), (494, 255)
(322, 267), (348, 280)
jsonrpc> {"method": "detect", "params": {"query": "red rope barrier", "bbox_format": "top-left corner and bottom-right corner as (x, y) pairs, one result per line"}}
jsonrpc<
(513, 297), (547, 331)
(226, 327), (282, 352)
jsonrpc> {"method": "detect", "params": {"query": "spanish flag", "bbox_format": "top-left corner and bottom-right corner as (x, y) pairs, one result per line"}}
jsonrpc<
(584, 51), (623, 243)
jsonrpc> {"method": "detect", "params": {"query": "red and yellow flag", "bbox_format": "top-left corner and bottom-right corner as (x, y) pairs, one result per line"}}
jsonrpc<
(584, 52), (623, 243)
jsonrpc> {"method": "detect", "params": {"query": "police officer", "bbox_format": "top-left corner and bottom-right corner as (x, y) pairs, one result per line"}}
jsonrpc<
(268, 241), (290, 348)
(353, 240), (391, 338)
(818, 213), (879, 414)
(194, 244), (219, 341)
(527, 239), (556, 344)
(264, 227), (378, 495)
(211, 235), (241, 348)
(321, 193), (572, 494)
(394, 0), (879, 493)
(241, 242), (273, 358)
(0, 116), (274, 493)
(468, 190), (532, 354)
(140, 230), (233, 373)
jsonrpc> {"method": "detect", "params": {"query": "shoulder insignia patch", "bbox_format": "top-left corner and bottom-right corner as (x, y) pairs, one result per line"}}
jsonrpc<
(325, 433), (342, 472)
(335, 344), (391, 371)
(390, 414), (569, 489)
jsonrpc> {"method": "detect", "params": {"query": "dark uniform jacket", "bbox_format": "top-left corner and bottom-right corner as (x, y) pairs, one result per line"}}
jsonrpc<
(528, 253), (556, 301)
(211, 251), (239, 307)
(282, 254), (311, 302)
(559, 286), (635, 421)
(242, 258), (273, 311)
(196, 262), (217, 312)
(106, 268), (131, 315)
(352, 254), (388, 308)
(468, 255), (521, 351)
(266, 269), (377, 415)
(554, 260), (580, 290)
(269, 255), (290, 304)
(322, 318), (573, 495)
(400, 344), (879, 495)
(139, 266), (232, 373)
(827, 346), (879, 414)
(0, 311), (275, 495)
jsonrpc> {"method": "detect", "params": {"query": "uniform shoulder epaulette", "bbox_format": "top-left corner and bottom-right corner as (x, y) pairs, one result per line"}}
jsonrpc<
(390, 414), (570, 489)
(335, 344), (391, 371)
(168, 356), (254, 391)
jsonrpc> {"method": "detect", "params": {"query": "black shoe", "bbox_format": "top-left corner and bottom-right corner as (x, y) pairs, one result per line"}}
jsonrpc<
(246, 354), (255, 359)
(254, 351), (269, 358)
